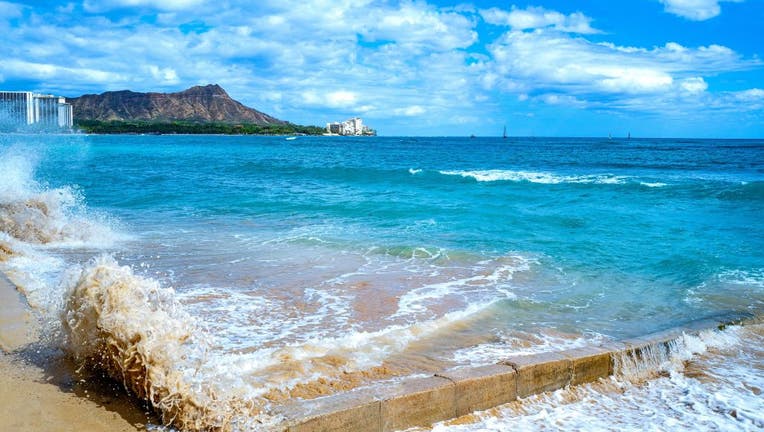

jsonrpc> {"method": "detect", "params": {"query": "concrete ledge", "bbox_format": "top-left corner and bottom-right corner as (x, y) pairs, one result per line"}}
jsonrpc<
(276, 313), (760, 432)
(503, 352), (571, 398)
(277, 389), (381, 432)
(560, 346), (612, 386)
(437, 364), (517, 416)
(378, 376), (456, 432)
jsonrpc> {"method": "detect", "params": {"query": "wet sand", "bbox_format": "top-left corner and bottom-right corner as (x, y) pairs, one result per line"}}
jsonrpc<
(0, 273), (38, 351)
(0, 273), (151, 431)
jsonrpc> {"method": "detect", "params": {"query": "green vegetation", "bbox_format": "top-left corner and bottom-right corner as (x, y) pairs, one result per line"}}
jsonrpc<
(74, 119), (326, 135)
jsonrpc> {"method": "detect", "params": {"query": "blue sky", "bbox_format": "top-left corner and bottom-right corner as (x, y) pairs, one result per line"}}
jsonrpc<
(0, 0), (762, 137)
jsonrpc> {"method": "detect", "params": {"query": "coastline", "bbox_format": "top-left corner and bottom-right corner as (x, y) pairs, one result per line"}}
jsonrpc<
(0, 273), (151, 431)
(4, 269), (759, 432)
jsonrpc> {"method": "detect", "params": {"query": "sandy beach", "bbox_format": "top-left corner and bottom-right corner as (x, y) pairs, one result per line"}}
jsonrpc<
(0, 274), (151, 431)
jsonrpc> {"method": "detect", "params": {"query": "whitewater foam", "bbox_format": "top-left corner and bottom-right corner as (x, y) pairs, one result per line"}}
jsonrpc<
(439, 170), (628, 185)
(717, 268), (764, 289)
(425, 325), (764, 432)
(0, 148), (124, 248)
(395, 255), (532, 317)
(640, 181), (668, 188)
(451, 330), (610, 365)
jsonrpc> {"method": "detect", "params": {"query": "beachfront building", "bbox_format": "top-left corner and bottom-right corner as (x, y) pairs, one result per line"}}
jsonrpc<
(325, 117), (375, 136)
(0, 91), (73, 130)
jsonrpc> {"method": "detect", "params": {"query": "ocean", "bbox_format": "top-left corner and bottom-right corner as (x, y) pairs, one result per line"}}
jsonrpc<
(0, 134), (762, 430)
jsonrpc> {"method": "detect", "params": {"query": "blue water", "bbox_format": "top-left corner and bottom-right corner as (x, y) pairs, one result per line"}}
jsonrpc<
(1, 134), (763, 385)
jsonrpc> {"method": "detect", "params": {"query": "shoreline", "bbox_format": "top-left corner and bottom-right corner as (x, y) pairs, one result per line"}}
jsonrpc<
(4, 269), (759, 431)
(0, 273), (153, 431)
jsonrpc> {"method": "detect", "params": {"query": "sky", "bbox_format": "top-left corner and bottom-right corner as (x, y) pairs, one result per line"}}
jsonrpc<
(0, 0), (762, 137)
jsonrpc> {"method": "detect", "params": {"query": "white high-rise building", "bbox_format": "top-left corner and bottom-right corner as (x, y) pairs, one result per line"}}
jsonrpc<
(325, 117), (375, 136)
(0, 91), (73, 130)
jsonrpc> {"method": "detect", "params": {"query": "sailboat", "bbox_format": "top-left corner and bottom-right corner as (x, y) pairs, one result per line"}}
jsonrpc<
(502, 125), (507, 139)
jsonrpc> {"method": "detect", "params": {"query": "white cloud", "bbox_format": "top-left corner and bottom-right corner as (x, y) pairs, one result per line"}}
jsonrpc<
(394, 105), (426, 116)
(484, 29), (750, 108)
(364, 2), (477, 50)
(659, 0), (743, 21)
(680, 77), (708, 93)
(0, 1), (760, 133)
(1, 59), (127, 84)
(735, 88), (764, 100)
(539, 93), (587, 107)
(147, 65), (180, 84)
(481, 6), (600, 34)
(326, 91), (358, 108)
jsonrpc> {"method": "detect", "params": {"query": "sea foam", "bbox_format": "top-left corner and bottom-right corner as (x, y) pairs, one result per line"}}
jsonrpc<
(439, 169), (628, 185)
(0, 149), (122, 247)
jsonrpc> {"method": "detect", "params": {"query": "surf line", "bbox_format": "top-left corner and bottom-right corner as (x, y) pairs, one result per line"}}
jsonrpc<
(3, 263), (759, 431)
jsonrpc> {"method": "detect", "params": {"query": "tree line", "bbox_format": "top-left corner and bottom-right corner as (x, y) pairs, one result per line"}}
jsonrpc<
(74, 119), (326, 135)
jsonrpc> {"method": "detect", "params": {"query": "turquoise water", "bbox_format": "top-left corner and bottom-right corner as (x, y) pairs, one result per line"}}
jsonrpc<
(1, 134), (763, 427)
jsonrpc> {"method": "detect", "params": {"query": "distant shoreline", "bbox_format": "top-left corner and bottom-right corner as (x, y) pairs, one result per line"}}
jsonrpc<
(74, 119), (326, 135)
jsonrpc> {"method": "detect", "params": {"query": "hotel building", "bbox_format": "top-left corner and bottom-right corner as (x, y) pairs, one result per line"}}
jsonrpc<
(325, 117), (375, 136)
(0, 91), (74, 130)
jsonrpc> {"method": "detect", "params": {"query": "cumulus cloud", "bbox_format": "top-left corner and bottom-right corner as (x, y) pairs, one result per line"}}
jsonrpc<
(680, 77), (708, 93)
(484, 28), (751, 109)
(481, 6), (600, 34)
(2, 59), (127, 84)
(325, 91), (358, 108)
(659, 0), (743, 21)
(0, 1), (760, 133)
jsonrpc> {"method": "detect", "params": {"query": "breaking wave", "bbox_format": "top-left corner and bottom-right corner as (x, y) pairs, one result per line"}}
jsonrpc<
(61, 255), (268, 431)
(0, 149), (121, 247)
(439, 170), (628, 184)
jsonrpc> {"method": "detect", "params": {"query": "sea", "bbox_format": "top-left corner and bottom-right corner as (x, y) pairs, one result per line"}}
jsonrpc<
(0, 134), (762, 430)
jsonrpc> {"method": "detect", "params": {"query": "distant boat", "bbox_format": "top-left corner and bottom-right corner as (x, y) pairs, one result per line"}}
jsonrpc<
(503, 125), (507, 139)
(285, 136), (297, 141)
(470, 134), (476, 139)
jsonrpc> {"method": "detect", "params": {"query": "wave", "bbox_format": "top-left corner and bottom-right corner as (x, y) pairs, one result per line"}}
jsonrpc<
(451, 329), (610, 365)
(439, 170), (628, 185)
(711, 268), (764, 290)
(714, 180), (764, 201)
(639, 181), (667, 188)
(61, 255), (266, 431)
(395, 254), (533, 317)
(58, 255), (527, 427)
(0, 149), (123, 247)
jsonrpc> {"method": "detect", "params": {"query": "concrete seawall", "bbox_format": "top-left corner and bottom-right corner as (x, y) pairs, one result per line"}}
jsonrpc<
(276, 312), (759, 432)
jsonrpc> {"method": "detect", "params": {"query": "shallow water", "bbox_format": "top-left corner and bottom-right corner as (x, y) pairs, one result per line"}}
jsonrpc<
(0, 134), (762, 429)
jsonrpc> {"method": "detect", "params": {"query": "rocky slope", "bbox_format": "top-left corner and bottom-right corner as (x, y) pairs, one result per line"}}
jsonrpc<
(69, 84), (285, 124)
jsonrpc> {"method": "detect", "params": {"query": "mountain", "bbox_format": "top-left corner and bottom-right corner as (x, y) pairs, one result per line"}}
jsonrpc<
(69, 84), (285, 125)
